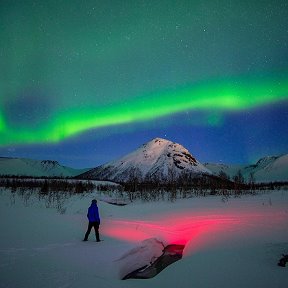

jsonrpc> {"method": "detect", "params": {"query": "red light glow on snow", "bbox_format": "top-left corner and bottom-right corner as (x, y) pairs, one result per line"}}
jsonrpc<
(102, 206), (287, 255)
(103, 215), (239, 249)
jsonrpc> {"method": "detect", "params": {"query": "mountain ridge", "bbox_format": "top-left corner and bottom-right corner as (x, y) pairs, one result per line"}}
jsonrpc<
(0, 157), (89, 178)
(205, 153), (288, 183)
(79, 137), (212, 182)
(0, 138), (287, 183)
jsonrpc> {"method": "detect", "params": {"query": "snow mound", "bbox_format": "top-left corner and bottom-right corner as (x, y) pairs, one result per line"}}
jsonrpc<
(116, 238), (165, 279)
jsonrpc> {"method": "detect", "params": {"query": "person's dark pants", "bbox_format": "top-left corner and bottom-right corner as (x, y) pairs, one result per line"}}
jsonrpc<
(84, 221), (100, 241)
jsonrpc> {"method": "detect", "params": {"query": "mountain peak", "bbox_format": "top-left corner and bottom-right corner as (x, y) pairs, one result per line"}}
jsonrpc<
(148, 137), (171, 144)
(255, 155), (278, 167)
(41, 160), (60, 166)
(80, 137), (211, 182)
(142, 137), (172, 148)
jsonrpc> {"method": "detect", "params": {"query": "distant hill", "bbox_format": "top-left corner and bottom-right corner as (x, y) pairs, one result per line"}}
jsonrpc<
(205, 154), (288, 183)
(0, 157), (89, 178)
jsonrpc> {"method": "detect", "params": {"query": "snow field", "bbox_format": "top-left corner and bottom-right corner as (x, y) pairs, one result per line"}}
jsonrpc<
(0, 189), (287, 288)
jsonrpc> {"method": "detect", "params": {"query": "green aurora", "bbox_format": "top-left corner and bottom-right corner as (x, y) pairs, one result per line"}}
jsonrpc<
(1, 72), (287, 145)
(1, 0), (288, 167)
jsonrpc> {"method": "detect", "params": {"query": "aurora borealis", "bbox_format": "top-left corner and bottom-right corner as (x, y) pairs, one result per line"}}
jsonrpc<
(1, 0), (288, 167)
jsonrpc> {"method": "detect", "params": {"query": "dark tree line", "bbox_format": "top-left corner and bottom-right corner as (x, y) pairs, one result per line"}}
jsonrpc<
(0, 177), (122, 213)
(0, 178), (96, 194)
(116, 168), (288, 202)
(1, 171), (287, 206)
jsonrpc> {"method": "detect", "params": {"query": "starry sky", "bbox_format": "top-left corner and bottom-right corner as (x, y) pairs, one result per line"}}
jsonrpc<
(1, 0), (288, 168)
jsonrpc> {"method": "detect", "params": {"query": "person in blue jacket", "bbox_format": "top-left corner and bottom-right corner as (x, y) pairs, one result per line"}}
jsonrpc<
(83, 199), (101, 242)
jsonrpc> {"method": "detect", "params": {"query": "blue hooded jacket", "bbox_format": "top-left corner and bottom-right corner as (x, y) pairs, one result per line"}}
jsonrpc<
(87, 201), (100, 223)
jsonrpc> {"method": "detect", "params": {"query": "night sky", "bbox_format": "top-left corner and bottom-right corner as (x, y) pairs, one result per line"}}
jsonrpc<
(1, 0), (288, 168)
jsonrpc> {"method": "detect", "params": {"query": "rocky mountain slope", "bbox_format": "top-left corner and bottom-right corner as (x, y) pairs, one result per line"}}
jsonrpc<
(79, 138), (211, 182)
(205, 154), (288, 183)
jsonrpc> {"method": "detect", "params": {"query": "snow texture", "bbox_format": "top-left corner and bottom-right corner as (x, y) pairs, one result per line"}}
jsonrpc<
(116, 238), (165, 279)
(0, 189), (288, 288)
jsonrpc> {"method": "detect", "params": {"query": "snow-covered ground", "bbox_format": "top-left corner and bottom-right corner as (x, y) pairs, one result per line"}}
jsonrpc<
(0, 189), (287, 288)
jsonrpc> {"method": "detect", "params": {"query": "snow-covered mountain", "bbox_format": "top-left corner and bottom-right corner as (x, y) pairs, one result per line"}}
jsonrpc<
(1, 140), (287, 183)
(244, 154), (288, 183)
(0, 157), (89, 178)
(204, 163), (245, 179)
(79, 138), (211, 182)
(205, 154), (288, 183)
